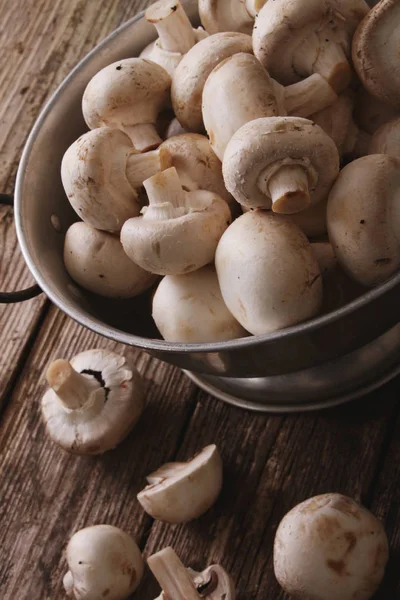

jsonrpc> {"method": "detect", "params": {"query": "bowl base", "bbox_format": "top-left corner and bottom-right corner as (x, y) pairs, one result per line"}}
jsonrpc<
(184, 323), (400, 413)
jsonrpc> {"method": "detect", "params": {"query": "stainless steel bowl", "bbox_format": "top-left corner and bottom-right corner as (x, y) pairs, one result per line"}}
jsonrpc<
(13, 0), (400, 411)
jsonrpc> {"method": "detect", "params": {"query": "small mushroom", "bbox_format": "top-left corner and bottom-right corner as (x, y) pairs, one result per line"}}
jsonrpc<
(199, 0), (254, 35)
(141, 0), (207, 76)
(254, 0), (369, 93)
(223, 117), (340, 215)
(121, 167), (231, 275)
(64, 222), (157, 298)
(327, 154), (400, 287)
(215, 211), (323, 335)
(274, 493), (389, 600)
(203, 53), (337, 161)
(63, 525), (144, 600)
(369, 117), (400, 158)
(82, 58), (171, 152)
(353, 0), (400, 109)
(354, 87), (398, 135)
(152, 266), (247, 342)
(148, 547), (235, 600)
(61, 128), (171, 232)
(42, 349), (144, 455)
(171, 32), (253, 132)
(137, 444), (223, 523)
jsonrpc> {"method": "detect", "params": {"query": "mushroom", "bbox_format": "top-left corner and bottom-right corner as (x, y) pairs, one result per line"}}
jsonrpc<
(354, 87), (398, 135)
(369, 117), (400, 158)
(353, 0), (400, 109)
(203, 53), (337, 161)
(274, 493), (389, 600)
(152, 266), (247, 342)
(82, 58), (171, 152)
(137, 444), (223, 523)
(171, 32), (253, 132)
(199, 0), (254, 35)
(64, 222), (157, 298)
(215, 211), (323, 335)
(61, 128), (171, 232)
(279, 199), (328, 239)
(165, 117), (189, 138)
(140, 0), (208, 76)
(223, 117), (340, 215)
(327, 154), (400, 287)
(148, 547), (235, 600)
(121, 167), (231, 275)
(42, 349), (144, 455)
(63, 525), (144, 600)
(253, 0), (369, 93)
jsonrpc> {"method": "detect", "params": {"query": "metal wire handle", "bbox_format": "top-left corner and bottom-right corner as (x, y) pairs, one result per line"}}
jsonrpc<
(0, 194), (42, 303)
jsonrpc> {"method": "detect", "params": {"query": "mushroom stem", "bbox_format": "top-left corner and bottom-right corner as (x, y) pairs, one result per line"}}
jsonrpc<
(142, 167), (191, 220)
(267, 166), (311, 214)
(145, 0), (196, 53)
(148, 547), (200, 600)
(283, 74), (338, 118)
(126, 148), (171, 189)
(46, 359), (99, 410)
(124, 123), (163, 152)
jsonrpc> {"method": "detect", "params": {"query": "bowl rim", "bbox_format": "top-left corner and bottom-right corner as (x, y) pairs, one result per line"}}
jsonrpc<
(15, 7), (400, 355)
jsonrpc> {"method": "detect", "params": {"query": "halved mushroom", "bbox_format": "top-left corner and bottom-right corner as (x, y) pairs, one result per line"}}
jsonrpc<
(215, 211), (323, 335)
(327, 154), (400, 287)
(223, 117), (340, 215)
(148, 547), (235, 600)
(64, 222), (157, 298)
(369, 117), (400, 158)
(82, 58), (171, 152)
(121, 167), (231, 275)
(63, 525), (144, 600)
(61, 128), (171, 232)
(203, 53), (337, 161)
(171, 32), (253, 132)
(274, 494), (389, 600)
(138, 445), (223, 523)
(353, 0), (400, 109)
(254, 0), (369, 93)
(42, 349), (144, 455)
(199, 0), (254, 35)
(354, 87), (398, 135)
(152, 266), (247, 342)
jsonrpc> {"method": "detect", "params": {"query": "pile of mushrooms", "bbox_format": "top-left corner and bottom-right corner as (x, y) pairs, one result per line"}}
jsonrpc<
(60, 0), (400, 343)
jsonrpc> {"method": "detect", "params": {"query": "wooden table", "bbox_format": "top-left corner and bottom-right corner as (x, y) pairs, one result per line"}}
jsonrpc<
(0, 1), (399, 598)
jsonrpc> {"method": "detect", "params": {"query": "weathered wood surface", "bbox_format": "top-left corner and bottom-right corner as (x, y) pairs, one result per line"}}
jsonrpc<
(0, 1), (399, 599)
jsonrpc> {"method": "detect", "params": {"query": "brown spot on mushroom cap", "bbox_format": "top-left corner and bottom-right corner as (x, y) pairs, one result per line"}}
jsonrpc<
(326, 559), (347, 576)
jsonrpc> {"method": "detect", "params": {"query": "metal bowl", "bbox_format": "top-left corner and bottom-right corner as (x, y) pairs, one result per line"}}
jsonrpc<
(14, 0), (400, 411)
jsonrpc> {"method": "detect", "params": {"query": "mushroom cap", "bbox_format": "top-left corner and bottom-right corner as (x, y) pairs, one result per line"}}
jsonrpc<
(61, 128), (140, 232)
(171, 32), (253, 132)
(253, 0), (368, 86)
(160, 133), (232, 203)
(152, 265), (247, 342)
(354, 87), (399, 135)
(327, 154), (400, 287)
(369, 117), (400, 158)
(223, 117), (339, 210)
(199, 0), (254, 35)
(82, 58), (171, 131)
(121, 190), (231, 276)
(64, 525), (144, 600)
(137, 445), (223, 523)
(279, 198), (328, 239)
(202, 53), (279, 161)
(64, 222), (157, 298)
(215, 211), (323, 335)
(41, 349), (144, 455)
(353, 0), (400, 109)
(274, 494), (389, 600)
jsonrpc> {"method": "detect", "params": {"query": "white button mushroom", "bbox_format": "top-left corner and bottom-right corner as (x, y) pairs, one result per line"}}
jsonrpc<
(137, 444), (223, 523)
(274, 494), (389, 600)
(254, 0), (369, 93)
(199, 0), (254, 35)
(121, 167), (231, 276)
(64, 222), (157, 298)
(152, 265), (247, 342)
(42, 349), (144, 455)
(215, 211), (323, 335)
(82, 58), (171, 152)
(202, 53), (337, 161)
(327, 154), (400, 287)
(148, 547), (235, 600)
(63, 525), (144, 600)
(171, 32), (253, 132)
(223, 117), (340, 215)
(353, 0), (400, 109)
(61, 128), (171, 232)
(369, 117), (400, 159)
